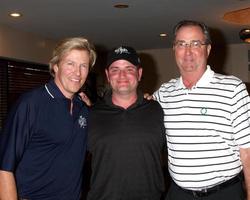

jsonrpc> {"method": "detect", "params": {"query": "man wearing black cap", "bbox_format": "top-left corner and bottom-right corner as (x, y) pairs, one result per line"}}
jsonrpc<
(87, 46), (167, 200)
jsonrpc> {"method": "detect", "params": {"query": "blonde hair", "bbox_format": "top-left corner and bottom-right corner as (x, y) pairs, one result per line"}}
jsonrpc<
(49, 37), (97, 76)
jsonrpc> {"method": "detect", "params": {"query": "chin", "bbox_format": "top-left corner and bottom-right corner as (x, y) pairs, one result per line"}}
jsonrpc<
(69, 86), (81, 94)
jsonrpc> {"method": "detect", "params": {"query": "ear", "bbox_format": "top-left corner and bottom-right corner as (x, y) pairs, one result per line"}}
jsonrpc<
(105, 69), (110, 82)
(53, 64), (59, 73)
(206, 44), (211, 58)
(138, 67), (143, 81)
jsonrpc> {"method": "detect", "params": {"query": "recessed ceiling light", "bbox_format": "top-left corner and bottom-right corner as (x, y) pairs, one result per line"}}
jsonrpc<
(113, 4), (129, 8)
(9, 12), (22, 18)
(239, 28), (250, 43)
(159, 33), (167, 37)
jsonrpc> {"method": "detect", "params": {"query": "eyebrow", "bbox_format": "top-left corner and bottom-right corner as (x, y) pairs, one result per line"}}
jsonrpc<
(109, 65), (136, 69)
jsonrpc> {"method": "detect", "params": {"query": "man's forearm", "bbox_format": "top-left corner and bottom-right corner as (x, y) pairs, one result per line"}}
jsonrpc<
(240, 148), (250, 200)
(0, 170), (18, 200)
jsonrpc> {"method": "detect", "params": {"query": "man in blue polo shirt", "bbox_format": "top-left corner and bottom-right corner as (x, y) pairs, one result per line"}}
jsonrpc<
(0, 37), (96, 200)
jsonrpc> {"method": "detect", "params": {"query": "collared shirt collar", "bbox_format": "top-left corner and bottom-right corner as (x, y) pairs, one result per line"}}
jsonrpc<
(45, 79), (80, 101)
(175, 65), (214, 89)
(104, 89), (144, 109)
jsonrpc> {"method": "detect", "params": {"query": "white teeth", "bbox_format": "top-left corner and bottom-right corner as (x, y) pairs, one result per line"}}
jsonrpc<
(71, 78), (80, 82)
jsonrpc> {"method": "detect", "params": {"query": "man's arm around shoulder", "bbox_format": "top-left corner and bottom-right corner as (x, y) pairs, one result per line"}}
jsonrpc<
(0, 170), (18, 200)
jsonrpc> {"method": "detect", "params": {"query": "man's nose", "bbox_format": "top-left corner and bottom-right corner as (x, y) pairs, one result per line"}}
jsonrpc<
(74, 64), (81, 75)
(118, 70), (126, 77)
(184, 45), (192, 54)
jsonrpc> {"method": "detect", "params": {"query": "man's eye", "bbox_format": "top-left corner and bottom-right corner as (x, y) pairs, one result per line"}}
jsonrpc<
(192, 41), (200, 47)
(127, 68), (135, 73)
(80, 64), (88, 68)
(110, 69), (118, 73)
(177, 42), (186, 47)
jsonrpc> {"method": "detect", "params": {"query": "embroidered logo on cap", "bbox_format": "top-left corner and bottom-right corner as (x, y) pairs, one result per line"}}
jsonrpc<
(114, 47), (130, 55)
(78, 115), (87, 128)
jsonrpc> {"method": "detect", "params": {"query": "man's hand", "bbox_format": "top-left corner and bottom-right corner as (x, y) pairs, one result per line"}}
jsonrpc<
(79, 92), (92, 106)
(144, 93), (154, 100)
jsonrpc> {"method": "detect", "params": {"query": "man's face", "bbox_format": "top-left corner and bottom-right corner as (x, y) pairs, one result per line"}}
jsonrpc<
(173, 25), (211, 75)
(53, 49), (90, 99)
(105, 59), (142, 96)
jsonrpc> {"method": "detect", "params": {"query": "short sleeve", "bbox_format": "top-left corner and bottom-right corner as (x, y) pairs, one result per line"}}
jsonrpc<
(231, 82), (250, 148)
(0, 95), (34, 171)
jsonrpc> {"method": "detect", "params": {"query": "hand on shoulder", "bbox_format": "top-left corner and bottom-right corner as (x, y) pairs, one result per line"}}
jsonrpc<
(144, 93), (155, 101)
(79, 92), (92, 106)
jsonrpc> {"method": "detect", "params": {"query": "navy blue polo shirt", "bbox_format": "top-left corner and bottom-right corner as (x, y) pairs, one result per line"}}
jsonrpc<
(0, 80), (88, 200)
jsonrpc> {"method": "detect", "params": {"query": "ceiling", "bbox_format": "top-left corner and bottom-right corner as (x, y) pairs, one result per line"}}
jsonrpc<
(1, 0), (250, 51)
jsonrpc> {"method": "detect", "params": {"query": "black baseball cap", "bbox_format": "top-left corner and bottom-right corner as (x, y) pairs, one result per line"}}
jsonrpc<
(106, 46), (141, 68)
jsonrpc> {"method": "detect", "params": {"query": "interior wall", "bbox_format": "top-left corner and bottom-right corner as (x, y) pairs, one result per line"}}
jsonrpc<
(0, 24), (57, 64)
(212, 43), (249, 82)
(138, 48), (178, 93)
(0, 23), (249, 93)
(229, 44), (250, 82)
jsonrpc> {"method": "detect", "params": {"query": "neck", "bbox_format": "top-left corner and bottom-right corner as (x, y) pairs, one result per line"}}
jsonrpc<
(54, 79), (74, 100)
(182, 75), (199, 89)
(181, 67), (207, 89)
(112, 93), (137, 109)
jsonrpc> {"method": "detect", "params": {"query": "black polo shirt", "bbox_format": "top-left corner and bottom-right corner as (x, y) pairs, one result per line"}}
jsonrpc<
(87, 92), (167, 200)
(0, 80), (88, 200)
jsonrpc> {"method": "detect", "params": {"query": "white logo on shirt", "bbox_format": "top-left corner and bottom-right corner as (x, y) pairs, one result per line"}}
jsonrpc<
(78, 115), (87, 128)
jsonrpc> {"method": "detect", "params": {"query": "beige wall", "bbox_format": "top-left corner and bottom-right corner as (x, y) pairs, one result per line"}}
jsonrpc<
(0, 24), (56, 64)
(138, 48), (178, 92)
(1, 23), (249, 91)
(218, 43), (249, 82)
(230, 44), (250, 82)
(139, 43), (250, 92)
